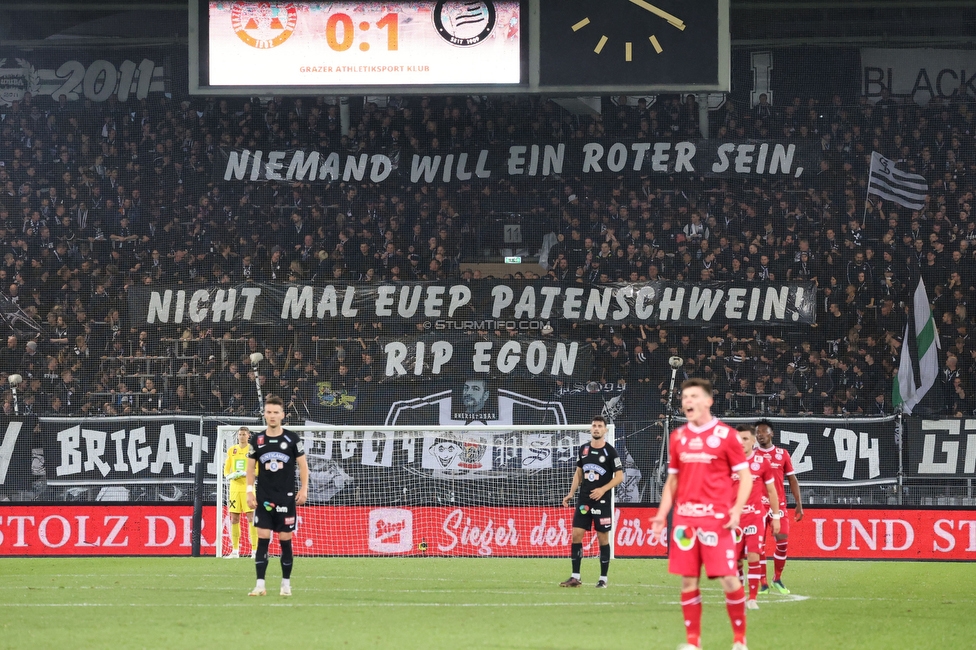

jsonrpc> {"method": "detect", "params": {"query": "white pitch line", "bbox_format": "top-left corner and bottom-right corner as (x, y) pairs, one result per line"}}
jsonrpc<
(7, 575), (963, 604)
(662, 594), (811, 605)
(0, 585), (647, 597)
(4, 590), (963, 604)
(0, 573), (560, 582)
(0, 601), (654, 608)
(0, 573), (681, 589)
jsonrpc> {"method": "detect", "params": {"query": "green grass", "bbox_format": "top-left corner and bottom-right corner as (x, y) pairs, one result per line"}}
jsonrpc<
(0, 558), (973, 649)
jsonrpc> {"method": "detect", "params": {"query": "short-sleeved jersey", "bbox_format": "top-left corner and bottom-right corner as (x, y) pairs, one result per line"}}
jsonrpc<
(756, 444), (796, 505)
(668, 418), (748, 521)
(575, 442), (622, 503)
(248, 428), (305, 504)
(732, 451), (775, 516)
(223, 444), (250, 488)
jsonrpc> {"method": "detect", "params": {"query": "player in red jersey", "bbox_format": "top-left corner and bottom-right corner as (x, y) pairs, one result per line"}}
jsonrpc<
(733, 424), (780, 610)
(652, 378), (753, 650)
(755, 420), (803, 595)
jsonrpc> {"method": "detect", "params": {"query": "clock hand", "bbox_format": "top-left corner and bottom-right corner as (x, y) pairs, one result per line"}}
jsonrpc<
(626, 0), (685, 30)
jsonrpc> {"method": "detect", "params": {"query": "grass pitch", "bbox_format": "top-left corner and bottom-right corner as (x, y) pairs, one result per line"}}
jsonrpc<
(0, 557), (972, 649)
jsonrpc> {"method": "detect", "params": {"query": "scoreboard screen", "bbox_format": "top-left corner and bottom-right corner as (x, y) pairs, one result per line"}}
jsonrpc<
(200, 1), (523, 88)
(190, 0), (729, 94)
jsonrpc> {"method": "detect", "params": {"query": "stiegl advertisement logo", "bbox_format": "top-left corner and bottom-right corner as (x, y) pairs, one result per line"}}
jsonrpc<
(368, 508), (413, 553)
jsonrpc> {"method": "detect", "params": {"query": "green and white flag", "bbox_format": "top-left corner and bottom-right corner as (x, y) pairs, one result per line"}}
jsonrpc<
(893, 276), (940, 414)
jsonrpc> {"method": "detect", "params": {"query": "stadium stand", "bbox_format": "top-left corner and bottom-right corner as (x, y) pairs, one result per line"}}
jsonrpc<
(0, 88), (973, 419)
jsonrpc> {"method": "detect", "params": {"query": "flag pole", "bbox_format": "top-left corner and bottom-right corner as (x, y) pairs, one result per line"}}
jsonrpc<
(863, 152), (875, 229)
(896, 406), (904, 506)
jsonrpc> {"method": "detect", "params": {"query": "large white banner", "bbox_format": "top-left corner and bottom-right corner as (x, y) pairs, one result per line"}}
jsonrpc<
(862, 48), (976, 106)
(208, 1), (522, 86)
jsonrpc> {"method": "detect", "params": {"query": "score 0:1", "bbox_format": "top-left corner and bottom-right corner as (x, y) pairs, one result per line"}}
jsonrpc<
(326, 12), (399, 52)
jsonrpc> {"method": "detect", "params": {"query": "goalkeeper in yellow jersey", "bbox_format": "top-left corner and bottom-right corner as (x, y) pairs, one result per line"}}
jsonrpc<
(224, 427), (257, 558)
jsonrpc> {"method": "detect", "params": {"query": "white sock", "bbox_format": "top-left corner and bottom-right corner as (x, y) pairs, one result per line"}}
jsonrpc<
(571, 573), (580, 580)
(600, 576), (607, 583)
(281, 578), (290, 589)
(255, 579), (265, 590)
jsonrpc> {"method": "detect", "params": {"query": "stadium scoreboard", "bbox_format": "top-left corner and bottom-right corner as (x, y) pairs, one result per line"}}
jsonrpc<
(190, 0), (729, 95)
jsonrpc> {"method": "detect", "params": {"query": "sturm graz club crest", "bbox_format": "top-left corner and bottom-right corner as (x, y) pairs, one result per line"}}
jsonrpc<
(433, 1), (496, 47)
(387, 387), (576, 478)
(0, 59), (41, 107)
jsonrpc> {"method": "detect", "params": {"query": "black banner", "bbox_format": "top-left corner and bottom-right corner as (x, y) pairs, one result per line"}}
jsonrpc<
(217, 139), (816, 184)
(26, 385), (657, 505)
(676, 416), (899, 485)
(39, 416), (257, 490)
(384, 334), (592, 382)
(18, 408), (904, 501)
(127, 280), (817, 329)
(0, 417), (41, 493)
(0, 49), (170, 106)
(298, 384), (653, 506)
(905, 418), (976, 478)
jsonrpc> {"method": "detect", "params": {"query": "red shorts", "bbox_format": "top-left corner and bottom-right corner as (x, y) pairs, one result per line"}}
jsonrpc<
(668, 517), (738, 578)
(736, 512), (765, 558)
(765, 506), (790, 538)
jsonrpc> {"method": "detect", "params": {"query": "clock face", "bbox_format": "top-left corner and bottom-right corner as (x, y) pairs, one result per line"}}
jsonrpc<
(539, 0), (722, 90)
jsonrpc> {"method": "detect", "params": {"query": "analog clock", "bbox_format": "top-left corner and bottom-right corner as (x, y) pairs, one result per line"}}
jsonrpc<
(539, 0), (726, 91)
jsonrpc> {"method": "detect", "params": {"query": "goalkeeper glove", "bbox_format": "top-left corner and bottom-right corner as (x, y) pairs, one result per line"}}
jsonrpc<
(226, 470), (246, 480)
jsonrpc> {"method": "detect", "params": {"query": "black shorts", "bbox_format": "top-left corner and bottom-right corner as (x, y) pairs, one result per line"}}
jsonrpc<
(572, 499), (613, 533)
(252, 499), (296, 533)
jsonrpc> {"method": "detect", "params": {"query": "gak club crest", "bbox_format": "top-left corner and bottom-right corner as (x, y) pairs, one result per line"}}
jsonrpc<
(230, 2), (298, 49)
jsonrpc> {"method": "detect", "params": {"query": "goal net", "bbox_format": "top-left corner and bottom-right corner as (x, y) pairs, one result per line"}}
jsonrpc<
(215, 424), (614, 558)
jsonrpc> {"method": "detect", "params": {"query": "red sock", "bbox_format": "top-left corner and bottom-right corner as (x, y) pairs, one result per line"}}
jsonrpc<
(774, 540), (788, 580)
(680, 588), (702, 648)
(759, 543), (768, 586)
(725, 586), (747, 644)
(748, 560), (762, 600)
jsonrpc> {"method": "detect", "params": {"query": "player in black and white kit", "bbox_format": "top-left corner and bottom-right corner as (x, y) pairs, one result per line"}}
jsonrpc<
(245, 395), (309, 597)
(560, 416), (624, 588)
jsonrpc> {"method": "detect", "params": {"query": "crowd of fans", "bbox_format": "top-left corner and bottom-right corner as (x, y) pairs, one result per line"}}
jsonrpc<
(0, 86), (974, 418)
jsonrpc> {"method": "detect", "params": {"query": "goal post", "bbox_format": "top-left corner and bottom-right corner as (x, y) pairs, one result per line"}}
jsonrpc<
(215, 424), (616, 558)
